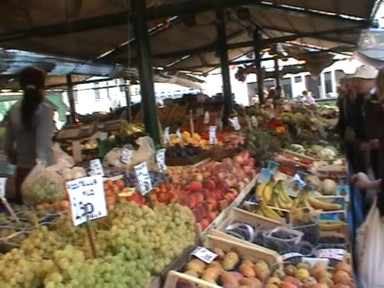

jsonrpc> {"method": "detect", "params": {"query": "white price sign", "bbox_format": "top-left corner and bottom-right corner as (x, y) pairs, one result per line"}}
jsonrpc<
(121, 148), (133, 164)
(176, 128), (182, 139)
(251, 116), (258, 127)
(89, 159), (104, 176)
(191, 246), (218, 264)
(164, 127), (170, 145)
(156, 149), (167, 173)
(209, 126), (217, 145)
(0, 178), (7, 198)
(204, 111), (210, 124)
(134, 162), (153, 195)
(229, 117), (241, 131)
(67, 175), (108, 226)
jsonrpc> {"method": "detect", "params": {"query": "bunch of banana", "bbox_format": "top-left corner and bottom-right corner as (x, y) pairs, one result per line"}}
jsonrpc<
(256, 201), (281, 221)
(273, 180), (294, 210)
(319, 220), (345, 232)
(307, 196), (343, 211)
(255, 180), (275, 204)
(292, 186), (342, 212)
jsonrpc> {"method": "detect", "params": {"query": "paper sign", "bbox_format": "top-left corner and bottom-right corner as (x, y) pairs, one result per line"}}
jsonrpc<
(156, 149), (167, 173)
(0, 178), (7, 198)
(229, 117), (241, 131)
(89, 159), (104, 176)
(176, 128), (182, 139)
(164, 127), (170, 145)
(204, 111), (210, 124)
(251, 116), (258, 127)
(121, 148), (133, 164)
(191, 246), (218, 264)
(209, 126), (217, 145)
(67, 175), (108, 226)
(134, 162), (153, 195)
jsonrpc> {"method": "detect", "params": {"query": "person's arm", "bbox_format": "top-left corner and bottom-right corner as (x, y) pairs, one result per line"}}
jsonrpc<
(35, 107), (54, 165)
(4, 120), (17, 165)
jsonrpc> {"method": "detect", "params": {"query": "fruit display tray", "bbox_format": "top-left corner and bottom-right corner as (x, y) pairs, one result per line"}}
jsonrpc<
(163, 235), (279, 288)
(200, 177), (258, 236)
(165, 150), (211, 166)
(211, 147), (239, 162)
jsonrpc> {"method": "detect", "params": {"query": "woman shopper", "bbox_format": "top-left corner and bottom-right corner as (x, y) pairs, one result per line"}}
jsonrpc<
(4, 66), (55, 204)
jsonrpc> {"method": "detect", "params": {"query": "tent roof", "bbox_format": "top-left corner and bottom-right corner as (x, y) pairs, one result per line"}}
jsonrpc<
(0, 0), (378, 76)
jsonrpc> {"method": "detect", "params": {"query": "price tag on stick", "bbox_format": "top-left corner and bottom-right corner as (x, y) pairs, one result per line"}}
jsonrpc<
(164, 127), (170, 145)
(89, 159), (104, 176)
(191, 246), (218, 264)
(209, 126), (217, 145)
(134, 162), (153, 195)
(121, 148), (133, 164)
(156, 149), (167, 173)
(229, 117), (241, 131)
(204, 111), (210, 124)
(67, 175), (108, 226)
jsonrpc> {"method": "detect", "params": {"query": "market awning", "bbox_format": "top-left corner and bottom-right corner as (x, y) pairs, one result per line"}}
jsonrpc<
(0, 0), (378, 75)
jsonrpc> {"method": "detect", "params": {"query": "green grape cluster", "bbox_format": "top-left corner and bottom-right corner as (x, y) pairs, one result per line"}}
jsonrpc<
(0, 202), (196, 288)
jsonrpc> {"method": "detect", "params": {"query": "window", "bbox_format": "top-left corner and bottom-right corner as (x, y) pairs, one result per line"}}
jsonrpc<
(335, 69), (345, 84)
(324, 71), (333, 94)
(281, 78), (292, 99)
(294, 76), (302, 83)
(94, 83), (100, 101)
(119, 79), (126, 92)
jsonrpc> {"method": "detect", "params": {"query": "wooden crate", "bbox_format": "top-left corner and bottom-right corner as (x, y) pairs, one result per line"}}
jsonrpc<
(163, 235), (279, 288)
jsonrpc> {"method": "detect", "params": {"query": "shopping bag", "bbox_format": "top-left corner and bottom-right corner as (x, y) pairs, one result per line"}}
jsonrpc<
(356, 196), (384, 288)
(21, 159), (66, 205)
(52, 142), (75, 167)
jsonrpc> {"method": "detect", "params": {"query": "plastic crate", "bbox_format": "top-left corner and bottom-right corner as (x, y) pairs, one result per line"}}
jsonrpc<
(290, 222), (320, 246)
(263, 227), (303, 254)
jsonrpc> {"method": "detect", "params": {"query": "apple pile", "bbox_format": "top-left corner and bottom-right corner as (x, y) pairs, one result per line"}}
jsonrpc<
(266, 261), (354, 288)
(178, 150), (257, 230)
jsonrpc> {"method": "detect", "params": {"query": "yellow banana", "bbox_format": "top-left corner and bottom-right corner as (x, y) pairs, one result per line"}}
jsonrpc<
(277, 193), (292, 210)
(260, 203), (281, 221)
(255, 182), (267, 198)
(319, 221), (345, 231)
(262, 182), (274, 204)
(276, 181), (293, 204)
(307, 197), (342, 211)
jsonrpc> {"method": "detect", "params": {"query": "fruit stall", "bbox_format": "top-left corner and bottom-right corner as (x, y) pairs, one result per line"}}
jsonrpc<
(0, 97), (355, 288)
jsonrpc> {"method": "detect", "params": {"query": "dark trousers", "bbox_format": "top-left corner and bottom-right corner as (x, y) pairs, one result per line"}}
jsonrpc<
(14, 167), (31, 204)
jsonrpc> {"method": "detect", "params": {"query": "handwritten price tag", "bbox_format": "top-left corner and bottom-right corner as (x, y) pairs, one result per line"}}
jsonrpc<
(164, 127), (170, 145)
(66, 175), (108, 226)
(209, 126), (217, 145)
(0, 178), (7, 198)
(134, 162), (153, 195)
(191, 246), (218, 264)
(204, 111), (210, 124)
(121, 148), (133, 164)
(229, 117), (241, 131)
(156, 149), (167, 173)
(89, 159), (104, 176)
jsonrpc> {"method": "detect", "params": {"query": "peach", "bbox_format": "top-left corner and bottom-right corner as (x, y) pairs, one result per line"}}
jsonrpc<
(188, 181), (203, 192)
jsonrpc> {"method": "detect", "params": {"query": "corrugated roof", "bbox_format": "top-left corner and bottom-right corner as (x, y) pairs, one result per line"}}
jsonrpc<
(0, 0), (377, 76)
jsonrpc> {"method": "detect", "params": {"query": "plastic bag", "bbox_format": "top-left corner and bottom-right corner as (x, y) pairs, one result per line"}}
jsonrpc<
(52, 143), (75, 167)
(356, 196), (384, 288)
(21, 159), (66, 205)
(103, 136), (155, 169)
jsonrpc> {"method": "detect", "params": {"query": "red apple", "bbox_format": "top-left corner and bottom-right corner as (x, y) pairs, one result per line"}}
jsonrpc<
(188, 181), (203, 192)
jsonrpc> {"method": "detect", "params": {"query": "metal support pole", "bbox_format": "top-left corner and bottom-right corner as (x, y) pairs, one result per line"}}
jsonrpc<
(216, 9), (233, 126)
(131, 0), (160, 144)
(124, 80), (132, 122)
(274, 57), (280, 89)
(66, 74), (76, 125)
(253, 30), (264, 104)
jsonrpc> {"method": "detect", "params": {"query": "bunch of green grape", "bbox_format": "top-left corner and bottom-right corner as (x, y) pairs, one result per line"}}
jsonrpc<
(0, 202), (196, 287)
